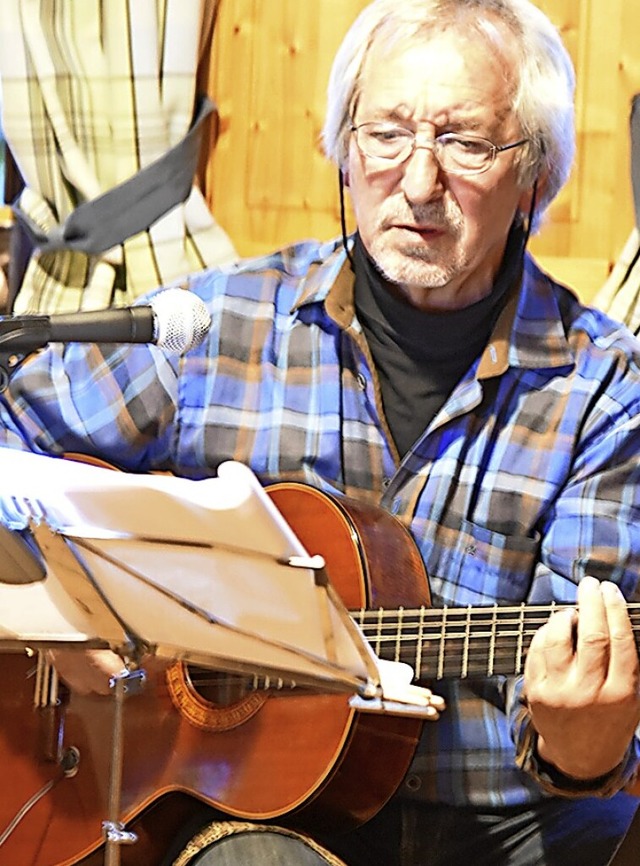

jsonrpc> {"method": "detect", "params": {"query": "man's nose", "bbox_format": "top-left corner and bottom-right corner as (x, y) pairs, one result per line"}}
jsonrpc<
(400, 144), (443, 203)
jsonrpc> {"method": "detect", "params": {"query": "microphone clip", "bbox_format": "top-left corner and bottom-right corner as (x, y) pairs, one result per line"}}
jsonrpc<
(0, 316), (51, 391)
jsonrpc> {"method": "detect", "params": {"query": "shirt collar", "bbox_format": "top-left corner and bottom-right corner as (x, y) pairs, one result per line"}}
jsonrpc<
(477, 253), (576, 377)
(291, 238), (351, 310)
(293, 235), (577, 374)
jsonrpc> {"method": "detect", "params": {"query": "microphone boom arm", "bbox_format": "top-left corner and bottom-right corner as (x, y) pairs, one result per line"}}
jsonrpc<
(0, 308), (151, 392)
(0, 290), (211, 392)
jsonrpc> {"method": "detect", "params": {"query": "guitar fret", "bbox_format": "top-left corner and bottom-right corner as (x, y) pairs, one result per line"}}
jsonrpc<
(415, 606), (425, 679)
(375, 607), (384, 658)
(437, 606), (447, 679)
(461, 606), (471, 679)
(395, 607), (404, 663)
(515, 604), (525, 675)
(488, 605), (497, 677)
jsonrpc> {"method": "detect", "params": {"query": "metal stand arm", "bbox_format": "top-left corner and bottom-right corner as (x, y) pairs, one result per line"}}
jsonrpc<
(102, 667), (146, 866)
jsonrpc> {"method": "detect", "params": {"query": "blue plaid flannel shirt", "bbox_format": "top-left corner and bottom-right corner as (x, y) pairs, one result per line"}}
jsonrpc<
(2, 236), (640, 807)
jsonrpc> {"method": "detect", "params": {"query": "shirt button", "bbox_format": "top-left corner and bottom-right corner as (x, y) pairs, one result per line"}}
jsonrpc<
(356, 373), (367, 391)
(404, 775), (422, 792)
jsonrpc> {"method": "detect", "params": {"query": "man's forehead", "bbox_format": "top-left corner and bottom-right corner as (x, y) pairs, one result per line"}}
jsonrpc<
(355, 27), (519, 126)
(360, 15), (519, 78)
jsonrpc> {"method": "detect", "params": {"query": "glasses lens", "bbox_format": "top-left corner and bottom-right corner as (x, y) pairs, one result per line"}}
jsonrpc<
(356, 124), (412, 160)
(438, 135), (493, 173)
(353, 125), (497, 175)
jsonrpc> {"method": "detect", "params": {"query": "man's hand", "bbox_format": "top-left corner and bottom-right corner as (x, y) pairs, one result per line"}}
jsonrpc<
(46, 648), (130, 695)
(524, 575), (640, 780)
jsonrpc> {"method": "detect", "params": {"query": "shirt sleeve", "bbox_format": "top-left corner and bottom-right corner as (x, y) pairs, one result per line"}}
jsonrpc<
(511, 689), (640, 798)
(506, 353), (640, 797)
(0, 340), (179, 470)
(533, 347), (640, 584)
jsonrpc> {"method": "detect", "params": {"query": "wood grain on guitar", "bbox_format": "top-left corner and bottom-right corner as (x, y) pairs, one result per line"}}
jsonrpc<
(0, 482), (428, 866)
(1, 480), (638, 866)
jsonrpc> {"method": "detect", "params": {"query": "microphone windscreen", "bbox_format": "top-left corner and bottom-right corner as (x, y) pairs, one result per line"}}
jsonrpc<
(151, 289), (211, 353)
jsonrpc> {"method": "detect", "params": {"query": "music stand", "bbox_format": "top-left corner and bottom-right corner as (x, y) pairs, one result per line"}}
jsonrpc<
(0, 449), (435, 863)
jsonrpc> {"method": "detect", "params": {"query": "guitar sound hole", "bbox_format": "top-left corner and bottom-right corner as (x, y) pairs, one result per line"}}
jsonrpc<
(186, 666), (256, 707)
(166, 662), (269, 732)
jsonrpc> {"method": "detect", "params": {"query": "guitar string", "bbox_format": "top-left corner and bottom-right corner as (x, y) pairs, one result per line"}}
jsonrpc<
(168, 604), (640, 689)
(183, 605), (640, 690)
(184, 637), (635, 690)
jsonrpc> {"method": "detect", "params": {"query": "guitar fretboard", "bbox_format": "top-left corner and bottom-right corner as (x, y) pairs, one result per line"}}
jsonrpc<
(351, 603), (640, 680)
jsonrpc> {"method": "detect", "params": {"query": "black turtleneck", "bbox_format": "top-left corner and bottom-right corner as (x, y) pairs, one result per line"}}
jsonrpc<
(353, 228), (523, 458)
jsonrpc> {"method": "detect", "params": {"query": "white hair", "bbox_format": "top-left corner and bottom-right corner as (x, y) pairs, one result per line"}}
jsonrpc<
(321, 0), (576, 231)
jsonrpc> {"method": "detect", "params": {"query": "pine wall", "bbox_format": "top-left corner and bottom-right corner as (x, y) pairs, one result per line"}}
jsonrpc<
(201, 0), (640, 302)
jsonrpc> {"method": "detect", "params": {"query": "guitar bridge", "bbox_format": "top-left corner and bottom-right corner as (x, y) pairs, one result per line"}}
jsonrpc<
(32, 649), (60, 708)
(29, 650), (71, 766)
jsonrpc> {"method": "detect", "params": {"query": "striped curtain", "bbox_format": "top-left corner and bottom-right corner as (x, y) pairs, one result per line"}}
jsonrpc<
(592, 94), (640, 333)
(0, 0), (237, 314)
(593, 227), (640, 334)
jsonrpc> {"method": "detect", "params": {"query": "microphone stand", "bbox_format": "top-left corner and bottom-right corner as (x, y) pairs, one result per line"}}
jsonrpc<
(0, 317), (50, 391)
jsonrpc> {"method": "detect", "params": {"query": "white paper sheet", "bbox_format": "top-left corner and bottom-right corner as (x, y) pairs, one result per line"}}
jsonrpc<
(0, 450), (375, 691)
(0, 448), (438, 713)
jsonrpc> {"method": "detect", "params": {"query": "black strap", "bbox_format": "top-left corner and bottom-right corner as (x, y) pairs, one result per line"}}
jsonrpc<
(12, 94), (216, 256)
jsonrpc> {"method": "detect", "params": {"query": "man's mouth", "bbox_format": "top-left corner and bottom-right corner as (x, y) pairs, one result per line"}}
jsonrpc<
(392, 223), (446, 240)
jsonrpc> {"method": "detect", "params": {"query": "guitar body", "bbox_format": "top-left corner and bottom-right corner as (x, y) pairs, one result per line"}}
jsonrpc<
(0, 483), (430, 866)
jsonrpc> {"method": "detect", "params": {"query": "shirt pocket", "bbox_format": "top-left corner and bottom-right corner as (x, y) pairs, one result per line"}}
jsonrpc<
(424, 517), (541, 605)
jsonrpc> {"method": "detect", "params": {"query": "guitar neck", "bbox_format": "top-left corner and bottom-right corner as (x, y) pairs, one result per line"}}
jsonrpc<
(353, 602), (640, 680)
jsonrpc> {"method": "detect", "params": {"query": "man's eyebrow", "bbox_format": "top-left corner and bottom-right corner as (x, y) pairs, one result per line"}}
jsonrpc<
(360, 100), (513, 137)
(364, 106), (414, 122)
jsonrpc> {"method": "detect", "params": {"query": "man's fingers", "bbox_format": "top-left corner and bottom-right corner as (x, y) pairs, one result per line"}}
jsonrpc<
(538, 607), (577, 675)
(573, 576), (610, 680)
(47, 648), (126, 695)
(524, 605), (576, 696)
(600, 581), (639, 689)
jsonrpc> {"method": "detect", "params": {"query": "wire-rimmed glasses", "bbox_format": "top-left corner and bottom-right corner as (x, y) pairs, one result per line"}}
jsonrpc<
(350, 121), (528, 176)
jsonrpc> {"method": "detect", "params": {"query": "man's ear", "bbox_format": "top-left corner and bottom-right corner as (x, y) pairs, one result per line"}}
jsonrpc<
(518, 171), (547, 220)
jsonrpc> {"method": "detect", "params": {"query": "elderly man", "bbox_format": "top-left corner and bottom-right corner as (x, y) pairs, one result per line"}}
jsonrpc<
(1, 1), (639, 864)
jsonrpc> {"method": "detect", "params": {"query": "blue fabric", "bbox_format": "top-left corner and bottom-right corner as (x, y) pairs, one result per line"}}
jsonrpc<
(1, 238), (640, 811)
(170, 797), (640, 866)
(319, 796), (640, 866)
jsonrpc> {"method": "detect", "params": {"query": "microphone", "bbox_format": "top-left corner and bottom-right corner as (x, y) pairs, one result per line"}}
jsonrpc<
(0, 288), (212, 355)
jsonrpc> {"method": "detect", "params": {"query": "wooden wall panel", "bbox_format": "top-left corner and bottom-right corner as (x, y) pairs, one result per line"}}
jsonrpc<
(203, 0), (640, 302)
(205, 0), (363, 255)
(529, 0), (640, 298)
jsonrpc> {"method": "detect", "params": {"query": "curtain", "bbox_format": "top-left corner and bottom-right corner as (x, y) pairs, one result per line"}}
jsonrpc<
(0, 0), (237, 314)
(592, 94), (640, 332)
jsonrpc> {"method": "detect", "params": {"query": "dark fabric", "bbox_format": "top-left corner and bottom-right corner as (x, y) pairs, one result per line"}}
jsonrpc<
(165, 794), (640, 866)
(609, 805), (640, 865)
(11, 95), (216, 256)
(353, 227), (522, 457)
(316, 796), (640, 866)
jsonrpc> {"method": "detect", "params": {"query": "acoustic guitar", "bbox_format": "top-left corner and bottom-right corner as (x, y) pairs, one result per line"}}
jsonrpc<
(0, 481), (638, 866)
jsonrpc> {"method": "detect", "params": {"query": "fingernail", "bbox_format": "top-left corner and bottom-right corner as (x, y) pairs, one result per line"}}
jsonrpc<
(601, 581), (624, 600)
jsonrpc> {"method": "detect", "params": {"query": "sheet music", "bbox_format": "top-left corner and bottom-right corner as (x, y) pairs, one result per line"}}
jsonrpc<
(0, 448), (438, 713)
(0, 450), (374, 688)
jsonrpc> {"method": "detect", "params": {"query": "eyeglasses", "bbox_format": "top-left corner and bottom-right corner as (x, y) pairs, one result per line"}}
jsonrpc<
(350, 121), (529, 176)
